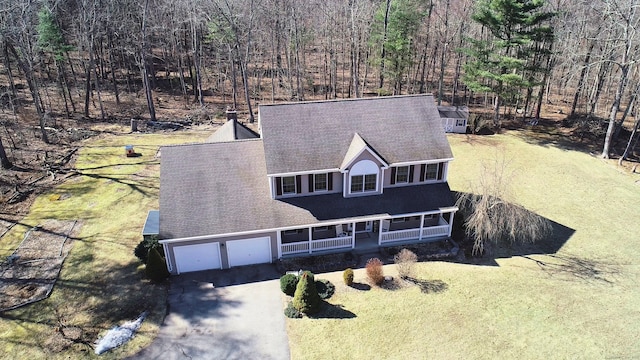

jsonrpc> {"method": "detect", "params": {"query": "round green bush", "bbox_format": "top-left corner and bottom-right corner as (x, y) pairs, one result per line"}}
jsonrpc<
(284, 301), (302, 318)
(343, 268), (354, 286)
(315, 279), (335, 299)
(280, 273), (299, 296)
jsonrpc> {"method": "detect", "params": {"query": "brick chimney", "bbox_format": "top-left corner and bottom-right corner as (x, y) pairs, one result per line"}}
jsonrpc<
(226, 107), (238, 122)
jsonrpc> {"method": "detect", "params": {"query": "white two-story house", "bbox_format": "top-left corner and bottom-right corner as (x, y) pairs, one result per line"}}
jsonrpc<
(157, 94), (458, 274)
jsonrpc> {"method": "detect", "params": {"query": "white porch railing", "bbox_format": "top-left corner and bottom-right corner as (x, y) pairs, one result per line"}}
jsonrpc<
(421, 225), (449, 238)
(281, 236), (353, 256)
(311, 236), (353, 251)
(281, 241), (310, 255)
(380, 228), (421, 244)
(380, 225), (450, 244)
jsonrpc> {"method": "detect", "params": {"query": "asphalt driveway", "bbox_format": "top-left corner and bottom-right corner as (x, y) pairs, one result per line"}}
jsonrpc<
(128, 264), (290, 360)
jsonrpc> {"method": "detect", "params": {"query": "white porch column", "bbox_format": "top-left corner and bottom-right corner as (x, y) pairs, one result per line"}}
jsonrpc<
(351, 223), (356, 249)
(308, 226), (313, 254)
(276, 231), (282, 258)
(448, 211), (455, 237)
(419, 214), (425, 240)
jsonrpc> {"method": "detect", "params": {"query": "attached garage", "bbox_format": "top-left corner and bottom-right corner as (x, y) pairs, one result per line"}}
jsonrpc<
(173, 243), (222, 273)
(226, 236), (272, 267)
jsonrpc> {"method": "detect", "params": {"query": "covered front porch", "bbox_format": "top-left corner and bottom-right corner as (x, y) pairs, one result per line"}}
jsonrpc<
(277, 211), (455, 257)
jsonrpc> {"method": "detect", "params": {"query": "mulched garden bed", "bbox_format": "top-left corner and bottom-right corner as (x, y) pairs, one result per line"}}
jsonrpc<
(276, 252), (360, 274)
(276, 239), (459, 275)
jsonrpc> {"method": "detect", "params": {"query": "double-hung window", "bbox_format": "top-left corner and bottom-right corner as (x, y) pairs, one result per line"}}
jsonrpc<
(425, 164), (438, 181)
(281, 176), (296, 194)
(314, 173), (327, 191)
(351, 174), (377, 192)
(395, 166), (409, 183)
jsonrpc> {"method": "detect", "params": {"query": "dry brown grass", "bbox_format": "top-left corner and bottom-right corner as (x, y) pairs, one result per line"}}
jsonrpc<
(287, 132), (640, 360)
(0, 126), (211, 359)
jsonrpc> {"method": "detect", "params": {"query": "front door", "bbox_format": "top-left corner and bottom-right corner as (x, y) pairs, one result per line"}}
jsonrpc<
(354, 221), (373, 233)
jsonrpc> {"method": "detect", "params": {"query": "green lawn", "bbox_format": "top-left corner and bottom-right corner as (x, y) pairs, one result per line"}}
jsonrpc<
(0, 126), (209, 359)
(287, 131), (640, 359)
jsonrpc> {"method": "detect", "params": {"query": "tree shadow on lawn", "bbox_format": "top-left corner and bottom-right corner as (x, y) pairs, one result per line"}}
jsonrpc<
(453, 196), (575, 267)
(521, 254), (621, 284)
(350, 282), (371, 291)
(310, 301), (356, 319)
(404, 277), (448, 294)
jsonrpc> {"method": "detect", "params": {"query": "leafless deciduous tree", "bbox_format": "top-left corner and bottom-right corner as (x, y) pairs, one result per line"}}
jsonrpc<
(456, 156), (552, 256)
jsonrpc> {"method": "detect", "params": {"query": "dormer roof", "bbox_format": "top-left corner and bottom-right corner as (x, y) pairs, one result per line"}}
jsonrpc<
(339, 133), (389, 171)
(259, 94), (452, 175)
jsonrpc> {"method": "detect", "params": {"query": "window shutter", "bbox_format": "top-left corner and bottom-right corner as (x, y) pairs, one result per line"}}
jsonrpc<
(437, 163), (444, 180)
(327, 172), (333, 190)
(419, 164), (426, 182)
(296, 175), (302, 193)
(275, 177), (282, 196)
(390, 167), (396, 185)
(308, 174), (314, 192)
(408, 165), (415, 183)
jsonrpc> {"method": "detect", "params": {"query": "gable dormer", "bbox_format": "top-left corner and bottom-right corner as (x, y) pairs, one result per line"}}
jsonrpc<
(339, 133), (388, 197)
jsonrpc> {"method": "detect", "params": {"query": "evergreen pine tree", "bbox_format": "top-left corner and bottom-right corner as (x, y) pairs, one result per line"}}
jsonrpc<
(292, 272), (321, 315)
(146, 247), (170, 283)
(463, 0), (555, 125)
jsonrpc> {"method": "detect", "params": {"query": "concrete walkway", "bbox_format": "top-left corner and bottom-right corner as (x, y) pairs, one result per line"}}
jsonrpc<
(128, 264), (290, 360)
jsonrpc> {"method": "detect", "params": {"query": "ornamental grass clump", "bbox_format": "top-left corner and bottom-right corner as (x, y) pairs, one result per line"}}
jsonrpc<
(365, 257), (384, 286)
(394, 248), (418, 279)
(343, 268), (354, 286)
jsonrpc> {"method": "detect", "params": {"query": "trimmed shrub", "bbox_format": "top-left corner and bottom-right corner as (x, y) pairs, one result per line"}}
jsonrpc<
(280, 274), (299, 296)
(366, 257), (384, 286)
(343, 268), (354, 286)
(394, 248), (418, 279)
(146, 247), (170, 283)
(315, 279), (335, 299)
(134, 236), (164, 264)
(301, 270), (314, 282)
(284, 301), (302, 319)
(292, 272), (321, 314)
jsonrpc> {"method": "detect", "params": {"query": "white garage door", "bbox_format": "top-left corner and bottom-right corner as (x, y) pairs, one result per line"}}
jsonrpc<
(173, 243), (222, 273)
(226, 237), (272, 267)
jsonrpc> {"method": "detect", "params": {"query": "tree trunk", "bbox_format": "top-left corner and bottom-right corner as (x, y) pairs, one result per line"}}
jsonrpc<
(193, 22), (204, 106)
(90, 41), (106, 120)
(5, 41), (48, 143)
(141, 0), (156, 122)
(602, 64), (629, 158)
(437, 0), (450, 105)
(108, 31), (120, 105)
(570, 41), (594, 117)
(3, 43), (17, 105)
(0, 136), (11, 169)
(379, 0), (392, 89)
(84, 63), (91, 117)
(619, 115), (640, 165)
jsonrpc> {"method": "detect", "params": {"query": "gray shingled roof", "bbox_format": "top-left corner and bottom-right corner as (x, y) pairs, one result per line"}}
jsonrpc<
(438, 105), (469, 119)
(206, 119), (259, 143)
(259, 94), (452, 175)
(159, 140), (455, 239)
